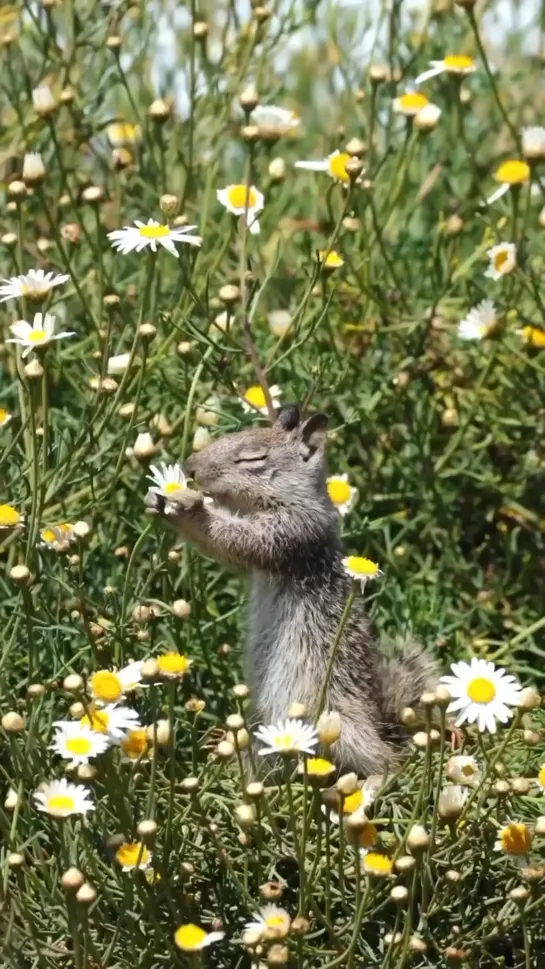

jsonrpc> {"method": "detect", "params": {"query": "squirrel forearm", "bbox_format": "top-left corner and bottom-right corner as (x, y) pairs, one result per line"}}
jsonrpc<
(169, 504), (280, 569)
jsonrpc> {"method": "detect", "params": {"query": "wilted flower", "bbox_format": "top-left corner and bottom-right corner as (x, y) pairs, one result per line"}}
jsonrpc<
(485, 243), (516, 280)
(250, 104), (300, 139)
(437, 785), (469, 820)
(40, 523), (75, 551)
(446, 755), (481, 786)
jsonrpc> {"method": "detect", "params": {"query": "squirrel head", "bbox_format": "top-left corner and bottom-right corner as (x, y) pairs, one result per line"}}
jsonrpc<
(185, 404), (329, 513)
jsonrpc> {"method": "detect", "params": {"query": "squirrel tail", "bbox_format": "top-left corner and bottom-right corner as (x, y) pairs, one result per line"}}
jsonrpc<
(378, 638), (439, 723)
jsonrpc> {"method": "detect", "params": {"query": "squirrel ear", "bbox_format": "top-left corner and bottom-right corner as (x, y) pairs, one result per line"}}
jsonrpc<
(298, 413), (328, 459)
(275, 403), (301, 431)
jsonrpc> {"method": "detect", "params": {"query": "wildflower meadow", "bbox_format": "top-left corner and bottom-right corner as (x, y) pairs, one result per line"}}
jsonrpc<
(1, 0), (545, 966)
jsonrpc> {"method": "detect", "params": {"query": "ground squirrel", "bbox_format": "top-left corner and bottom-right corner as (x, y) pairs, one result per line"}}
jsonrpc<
(146, 404), (438, 775)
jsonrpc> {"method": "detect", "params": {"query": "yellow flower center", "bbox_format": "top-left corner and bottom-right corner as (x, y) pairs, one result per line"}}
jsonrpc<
(0, 504), (21, 527)
(277, 733), (294, 749)
(327, 152), (351, 183)
(120, 729), (149, 759)
(163, 481), (184, 495)
(327, 480), (352, 505)
(65, 736), (92, 756)
(443, 54), (473, 71)
(343, 789), (363, 814)
(109, 122), (140, 144)
(244, 385), (267, 409)
(397, 92), (429, 114)
(41, 527), (57, 544)
(23, 283), (48, 299)
(266, 915), (286, 928)
(346, 556), (379, 577)
(48, 794), (75, 812)
(91, 670), (123, 702)
(139, 224), (170, 239)
(495, 160), (530, 185)
(226, 185), (258, 208)
(318, 250), (344, 269)
(359, 821), (378, 849)
(80, 708), (109, 733)
(500, 823), (532, 855)
(29, 329), (47, 343)
(116, 842), (150, 868)
(0, 408), (9, 424)
(538, 765), (545, 788)
(307, 757), (336, 777)
(466, 677), (496, 704)
(175, 925), (207, 951)
(520, 326), (545, 348)
(363, 852), (393, 875)
(157, 653), (190, 675)
(494, 249), (510, 271)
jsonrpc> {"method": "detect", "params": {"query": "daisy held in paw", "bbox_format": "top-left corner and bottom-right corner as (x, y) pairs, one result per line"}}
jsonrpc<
(485, 242), (516, 280)
(217, 184), (264, 235)
(147, 463), (187, 499)
(255, 718), (318, 757)
(416, 55), (476, 85)
(294, 149), (352, 185)
(440, 657), (521, 733)
(107, 218), (202, 256)
(6, 312), (75, 357)
(0, 269), (69, 303)
(327, 474), (358, 516)
(458, 299), (497, 341)
(34, 778), (93, 818)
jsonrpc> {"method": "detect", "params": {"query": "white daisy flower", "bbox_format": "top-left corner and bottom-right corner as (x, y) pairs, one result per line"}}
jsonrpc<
(34, 778), (94, 819)
(6, 312), (76, 358)
(486, 160), (530, 205)
(255, 718), (318, 757)
(216, 184), (265, 235)
(0, 408), (13, 428)
(437, 785), (469, 820)
(241, 384), (281, 415)
(494, 822), (533, 865)
(414, 103), (442, 131)
(294, 149), (352, 185)
(485, 242), (517, 280)
(22, 152), (46, 184)
(522, 126), (545, 162)
(115, 841), (152, 871)
(327, 474), (358, 516)
(458, 299), (497, 341)
(250, 104), (300, 139)
(393, 91), (430, 116)
(328, 777), (381, 825)
(73, 703), (140, 740)
(32, 84), (56, 116)
(107, 218), (202, 257)
(174, 924), (225, 952)
(107, 352), (132, 375)
(342, 555), (382, 591)
(51, 722), (111, 765)
(446, 755), (481, 786)
(40, 523), (75, 551)
(416, 55), (476, 85)
(440, 657), (521, 734)
(147, 462), (187, 499)
(107, 122), (142, 147)
(88, 662), (145, 704)
(120, 728), (151, 763)
(245, 905), (291, 939)
(0, 269), (70, 303)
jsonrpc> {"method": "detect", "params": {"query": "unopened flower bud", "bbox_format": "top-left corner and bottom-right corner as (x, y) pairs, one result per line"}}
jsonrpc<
(76, 882), (96, 904)
(149, 98), (172, 123)
(233, 683), (250, 699)
(171, 599), (191, 618)
(394, 855), (415, 873)
(336, 773), (359, 796)
(246, 781), (264, 799)
(62, 867), (85, 891)
(434, 685), (451, 708)
(77, 765), (96, 781)
(317, 711), (341, 744)
(137, 819), (157, 843)
(8, 852), (25, 869)
(160, 193), (179, 216)
(287, 702), (307, 719)
(401, 707), (418, 727)
(216, 739), (235, 760)
(239, 84), (259, 112)
(10, 565), (31, 586)
(407, 824), (430, 853)
(235, 803), (257, 827)
(2, 712), (24, 733)
(518, 686), (540, 711)
(219, 284), (240, 305)
(63, 674), (84, 694)
(73, 521), (91, 539)
(269, 157), (286, 181)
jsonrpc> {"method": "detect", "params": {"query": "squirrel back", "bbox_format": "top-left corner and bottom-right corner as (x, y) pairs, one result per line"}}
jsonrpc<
(179, 404), (438, 775)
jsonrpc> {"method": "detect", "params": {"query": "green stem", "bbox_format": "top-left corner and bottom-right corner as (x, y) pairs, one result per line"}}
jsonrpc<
(316, 589), (356, 718)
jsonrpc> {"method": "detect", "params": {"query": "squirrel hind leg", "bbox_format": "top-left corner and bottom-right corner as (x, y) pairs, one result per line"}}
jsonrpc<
(378, 638), (439, 723)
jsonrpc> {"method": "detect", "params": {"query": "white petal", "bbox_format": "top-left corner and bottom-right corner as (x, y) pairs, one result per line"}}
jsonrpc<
(294, 160), (329, 172)
(486, 184), (509, 205)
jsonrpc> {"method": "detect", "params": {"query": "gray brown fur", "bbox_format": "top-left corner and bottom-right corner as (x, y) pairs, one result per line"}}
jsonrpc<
(146, 405), (438, 776)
